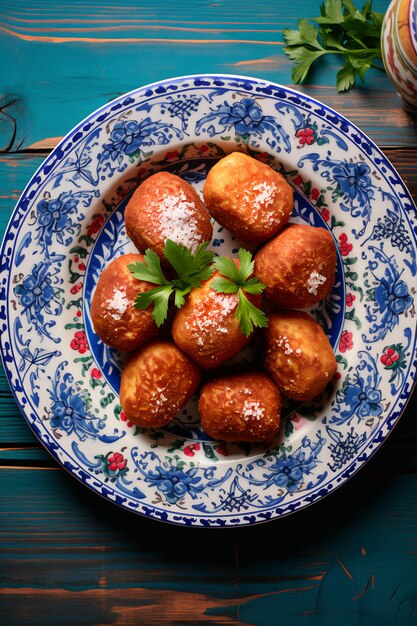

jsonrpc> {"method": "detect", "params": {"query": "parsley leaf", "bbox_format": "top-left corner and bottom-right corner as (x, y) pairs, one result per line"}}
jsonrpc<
(212, 248), (268, 337)
(282, 0), (384, 92)
(134, 285), (174, 327)
(128, 240), (214, 327)
(237, 290), (268, 338)
(128, 248), (169, 286)
(212, 255), (241, 284)
(164, 240), (214, 286)
(210, 277), (239, 294)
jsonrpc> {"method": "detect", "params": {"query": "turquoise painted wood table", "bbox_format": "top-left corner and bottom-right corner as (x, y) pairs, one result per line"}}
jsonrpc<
(1, 1), (417, 624)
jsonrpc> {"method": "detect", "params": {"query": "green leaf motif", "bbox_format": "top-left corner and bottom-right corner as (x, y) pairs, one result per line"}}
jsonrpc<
(336, 353), (349, 369)
(345, 307), (362, 329)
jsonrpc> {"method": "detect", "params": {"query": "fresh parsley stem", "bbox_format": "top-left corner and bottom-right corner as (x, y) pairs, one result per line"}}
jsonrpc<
(348, 34), (368, 49)
(324, 48), (381, 54)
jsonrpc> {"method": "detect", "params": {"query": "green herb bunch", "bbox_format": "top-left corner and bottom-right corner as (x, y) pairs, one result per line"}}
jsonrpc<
(128, 240), (215, 327)
(128, 240), (267, 337)
(211, 249), (268, 337)
(282, 0), (385, 92)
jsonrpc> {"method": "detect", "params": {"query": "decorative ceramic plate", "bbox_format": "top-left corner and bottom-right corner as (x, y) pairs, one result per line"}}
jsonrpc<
(1, 75), (416, 527)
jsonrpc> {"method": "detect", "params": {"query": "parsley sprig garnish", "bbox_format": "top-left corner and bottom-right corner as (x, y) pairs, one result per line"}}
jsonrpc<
(211, 249), (268, 337)
(129, 243), (268, 336)
(128, 240), (214, 326)
(283, 0), (384, 92)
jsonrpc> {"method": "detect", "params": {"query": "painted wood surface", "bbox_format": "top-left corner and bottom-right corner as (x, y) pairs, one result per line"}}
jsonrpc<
(1, 467), (417, 625)
(1, 0), (417, 624)
(1, 0), (416, 151)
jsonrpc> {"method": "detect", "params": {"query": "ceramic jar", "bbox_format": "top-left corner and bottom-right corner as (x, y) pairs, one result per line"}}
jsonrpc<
(381, 0), (417, 114)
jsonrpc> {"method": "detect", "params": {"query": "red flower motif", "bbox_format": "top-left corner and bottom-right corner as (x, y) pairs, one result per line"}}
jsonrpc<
(78, 262), (86, 271)
(165, 150), (180, 160)
(290, 414), (305, 431)
(256, 151), (270, 162)
(339, 330), (353, 353)
(91, 368), (102, 379)
(70, 282), (83, 295)
(293, 175), (303, 186)
(183, 443), (201, 457)
(119, 410), (133, 428)
(339, 232), (353, 256)
(216, 444), (229, 456)
(70, 330), (89, 354)
(108, 452), (127, 472)
(346, 293), (356, 307)
(87, 214), (104, 237)
(116, 186), (127, 198)
(380, 347), (400, 368)
(296, 127), (315, 145)
(321, 208), (330, 222)
(310, 188), (320, 201)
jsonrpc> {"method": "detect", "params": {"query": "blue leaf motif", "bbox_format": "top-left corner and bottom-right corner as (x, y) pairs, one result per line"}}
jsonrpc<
(364, 246), (414, 343)
(195, 97), (291, 151)
(363, 191), (416, 276)
(47, 362), (123, 443)
(13, 260), (63, 342)
(101, 117), (183, 167)
(332, 351), (383, 425)
(36, 190), (80, 253)
(298, 155), (375, 237)
(133, 452), (231, 506)
(235, 432), (326, 506)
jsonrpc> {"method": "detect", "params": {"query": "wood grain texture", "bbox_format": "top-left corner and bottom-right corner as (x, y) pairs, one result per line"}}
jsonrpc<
(1, 3), (417, 620)
(1, 466), (417, 624)
(2, 0), (415, 150)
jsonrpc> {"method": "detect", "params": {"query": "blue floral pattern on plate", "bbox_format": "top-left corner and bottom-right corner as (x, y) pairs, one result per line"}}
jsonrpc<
(0, 74), (416, 527)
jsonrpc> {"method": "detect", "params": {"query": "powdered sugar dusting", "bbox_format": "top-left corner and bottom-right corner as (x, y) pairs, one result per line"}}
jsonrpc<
(242, 400), (265, 421)
(244, 181), (277, 210)
(243, 181), (281, 226)
(149, 386), (171, 415)
(193, 291), (237, 337)
(106, 288), (129, 320)
(159, 190), (201, 251)
(306, 271), (327, 295)
(276, 335), (293, 355)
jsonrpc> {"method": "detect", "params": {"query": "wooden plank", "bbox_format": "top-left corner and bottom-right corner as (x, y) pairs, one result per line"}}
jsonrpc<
(0, 154), (46, 231)
(0, 466), (417, 624)
(0, 446), (52, 463)
(2, 1), (414, 150)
